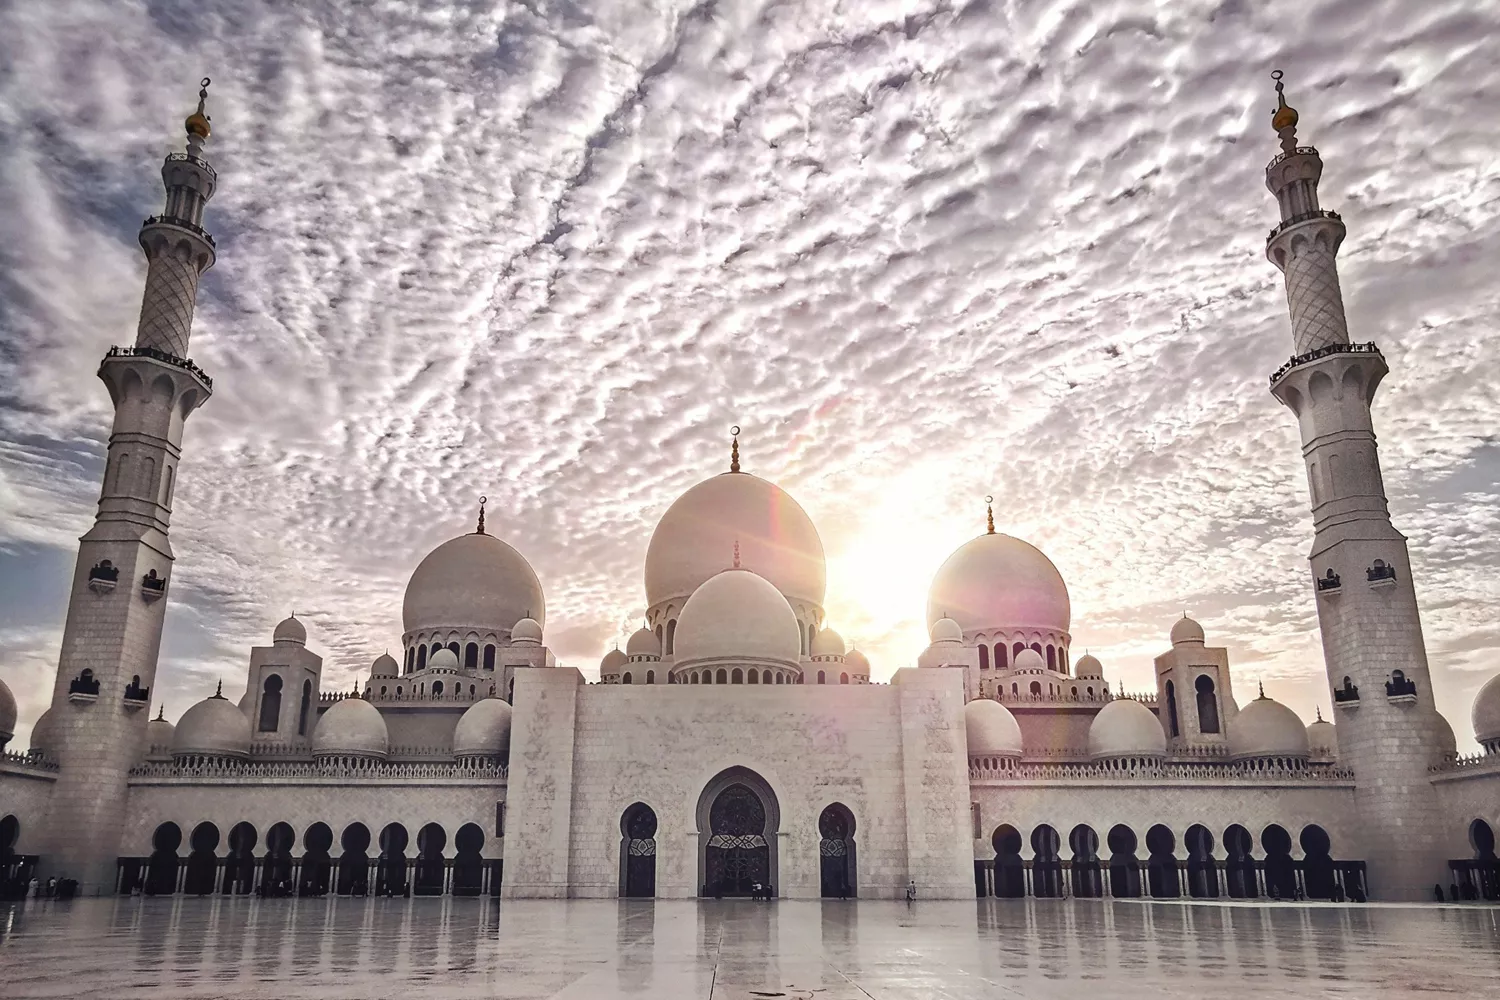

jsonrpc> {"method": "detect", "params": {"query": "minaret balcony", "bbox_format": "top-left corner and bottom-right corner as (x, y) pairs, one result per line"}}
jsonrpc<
(87, 559), (121, 594)
(141, 213), (216, 248)
(1315, 569), (1342, 595)
(140, 570), (168, 602)
(1266, 208), (1342, 244)
(1268, 341), (1382, 388)
(101, 344), (213, 391)
(1366, 560), (1398, 590)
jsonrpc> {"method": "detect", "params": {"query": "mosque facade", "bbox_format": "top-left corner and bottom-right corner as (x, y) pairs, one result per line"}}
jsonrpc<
(3, 79), (1500, 905)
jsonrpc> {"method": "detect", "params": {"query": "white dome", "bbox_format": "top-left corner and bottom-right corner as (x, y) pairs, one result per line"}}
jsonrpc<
(312, 696), (389, 759)
(626, 627), (661, 657)
(846, 648), (870, 676)
(1434, 712), (1458, 759)
(0, 676), (15, 742)
(511, 616), (543, 646)
(812, 627), (847, 657)
(403, 531), (546, 634)
(453, 698), (512, 759)
(674, 568), (801, 669)
(428, 648), (460, 673)
(601, 648), (628, 673)
(645, 472), (826, 610)
(173, 692), (252, 759)
(965, 698), (1024, 758)
(1074, 653), (1104, 679)
(1013, 648), (1045, 673)
(929, 617), (963, 644)
(28, 708), (54, 755)
(1473, 672), (1500, 745)
(273, 614), (307, 646)
(927, 532), (1070, 635)
(1170, 615), (1205, 646)
(144, 711), (176, 761)
(1088, 699), (1167, 760)
(370, 652), (399, 678)
(1306, 714), (1337, 760)
(1228, 694), (1309, 761)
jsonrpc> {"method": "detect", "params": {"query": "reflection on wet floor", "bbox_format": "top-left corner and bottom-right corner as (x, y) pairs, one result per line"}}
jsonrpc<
(2, 896), (1498, 998)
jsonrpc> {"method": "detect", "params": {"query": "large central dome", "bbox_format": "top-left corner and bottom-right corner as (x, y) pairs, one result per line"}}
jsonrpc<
(926, 531), (1070, 635)
(403, 530), (546, 634)
(645, 472), (826, 610)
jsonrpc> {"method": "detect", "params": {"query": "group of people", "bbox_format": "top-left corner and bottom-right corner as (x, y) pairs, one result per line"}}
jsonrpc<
(21, 875), (76, 899)
(1434, 882), (1482, 902)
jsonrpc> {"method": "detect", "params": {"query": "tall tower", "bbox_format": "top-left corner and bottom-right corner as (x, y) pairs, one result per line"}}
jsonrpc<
(40, 81), (218, 891)
(1264, 72), (1451, 899)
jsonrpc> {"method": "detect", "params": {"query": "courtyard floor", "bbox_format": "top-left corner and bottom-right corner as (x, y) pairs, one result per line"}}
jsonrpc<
(0, 896), (1496, 998)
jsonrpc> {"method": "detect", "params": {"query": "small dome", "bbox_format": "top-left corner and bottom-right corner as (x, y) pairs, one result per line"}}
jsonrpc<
(1473, 672), (1500, 745)
(1074, 653), (1104, 679)
(173, 691), (252, 760)
(428, 648), (460, 673)
(601, 648), (628, 674)
(312, 697), (389, 759)
(453, 698), (513, 759)
(370, 652), (399, 678)
(28, 708), (55, 756)
(812, 627), (847, 657)
(1013, 648), (1045, 673)
(674, 568), (801, 669)
(0, 675), (15, 743)
(144, 711), (176, 762)
(1088, 699), (1167, 760)
(1228, 693), (1309, 761)
(927, 532), (1070, 635)
(846, 647), (870, 676)
(929, 617), (963, 644)
(511, 617), (543, 646)
(403, 531), (546, 635)
(1170, 615), (1205, 646)
(1306, 713), (1337, 761)
(965, 699), (1023, 758)
(626, 627), (661, 658)
(1434, 712), (1458, 760)
(273, 614), (307, 646)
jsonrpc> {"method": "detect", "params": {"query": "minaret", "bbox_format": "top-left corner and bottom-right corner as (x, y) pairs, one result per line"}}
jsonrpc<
(40, 81), (218, 892)
(1264, 72), (1451, 899)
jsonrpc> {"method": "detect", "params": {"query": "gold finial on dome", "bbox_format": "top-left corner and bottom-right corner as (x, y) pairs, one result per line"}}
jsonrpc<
(476, 495), (488, 535)
(729, 425), (741, 473)
(185, 77), (212, 140)
(985, 496), (995, 535)
(1271, 70), (1299, 138)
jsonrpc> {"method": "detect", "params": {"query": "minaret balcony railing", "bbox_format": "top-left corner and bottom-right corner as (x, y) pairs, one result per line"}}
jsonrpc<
(103, 345), (213, 390)
(1265, 208), (1342, 244)
(142, 213), (216, 247)
(1265, 145), (1320, 170)
(163, 151), (217, 180)
(1315, 569), (1342, 593)
(1268, 341), (1381, 387)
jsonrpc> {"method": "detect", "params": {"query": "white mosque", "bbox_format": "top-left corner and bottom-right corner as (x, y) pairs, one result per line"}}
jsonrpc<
(2, 76), (1500, 904)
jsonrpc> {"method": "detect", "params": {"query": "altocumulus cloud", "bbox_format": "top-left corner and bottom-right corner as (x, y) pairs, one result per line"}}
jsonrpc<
(1, 0), (1499, 748)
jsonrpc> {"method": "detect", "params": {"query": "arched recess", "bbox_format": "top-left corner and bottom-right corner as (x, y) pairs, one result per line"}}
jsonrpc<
(453, 823), (486, 896)
(184, 822), (220, 895)
(377, 823), (409, 896)
(415, 823), (447, 895)
(1185, 824), (1217, 898)
(262, 822), (296, 895)
(337, 823), (371, 895)
(1031, 825), (1063, 898)
(146, 822), (182, 895)
(1106, 824), (1141, 898)
(258, 675), (283, 732)
(1195, 675), (1220, 734)
(991, 824), (1025, 898)
(1471, 819), (1500, 901)
(0, 815), (19, 879)
(301, 822), (334, 896)
(697, 766), (780, 898)
(1223, 824), (1257, 898)
(298, 680), (312, 736)
(1299, 824), (1335, 899)
(1146, 824), (1179, 898)
(1068, 825), (1102, 898)
(1164, 681), (1180, 738)
(818, 803), (857, 898)
(620, 802), (658, 898)
(223, 822), (257, 894)
(1262, 824), (1296, 899)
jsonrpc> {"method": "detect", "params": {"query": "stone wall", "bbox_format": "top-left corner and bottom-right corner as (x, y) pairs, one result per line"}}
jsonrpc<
(0, 765), (56, 854)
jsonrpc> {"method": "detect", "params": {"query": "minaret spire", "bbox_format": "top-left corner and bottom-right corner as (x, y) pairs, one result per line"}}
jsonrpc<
(985, 495), (995, 535)
(476, 495), (487, 535)
(1264, 71), (1450, 900)
(729, 425), (741, 473)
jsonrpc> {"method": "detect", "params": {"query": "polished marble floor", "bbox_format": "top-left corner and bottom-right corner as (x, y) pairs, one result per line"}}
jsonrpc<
(1, 896), (1497, 998)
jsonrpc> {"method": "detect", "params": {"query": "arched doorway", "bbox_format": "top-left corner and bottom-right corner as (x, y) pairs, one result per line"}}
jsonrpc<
(992, 824), (1025, 898)
(184, 822), (220, 895)
(818, 803), (856, 898)
(337, 823), (371, 895)
(698, 767), (779, 898)
(377, 823), (408, 896)
(453, 823), (485, 896)
(1107, 824), (1141, 898)
(1262, 824), (1296, 898)
(1300, 824), (1335, 899)
(223, 822), (257, 894)
(262, 822), (295, 895)
(146, 822), (182, 895)
(1470, 819), (1499, 900)
(1224, 824), (1257, 898)
(1068, 825), (1102, 898)
(620, 802), (657, 898)
(415, 823), (447, 895)
(1185, 824), (1217, 898)
(301, 823), (333, 896)
(1146, 825), (1179, 898)
(1031, 825), (1063, 898)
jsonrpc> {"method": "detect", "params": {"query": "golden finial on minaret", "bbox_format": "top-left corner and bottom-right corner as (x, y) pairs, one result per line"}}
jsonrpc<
(476, 495), (488, 535)
(1271, 70), (1299, 153)
(185, 77), (212, 140)
(985, 496), (995, 535)
(729, 425), (741, 473)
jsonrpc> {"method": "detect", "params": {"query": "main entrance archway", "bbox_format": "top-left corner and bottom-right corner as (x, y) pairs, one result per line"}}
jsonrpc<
(697, 767), (779, 898)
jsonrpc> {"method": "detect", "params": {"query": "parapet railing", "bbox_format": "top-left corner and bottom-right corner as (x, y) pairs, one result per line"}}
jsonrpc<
(1430, 751), (1500, 775)
(990, 689), (1157, 707)
(142, 213), (216, 247)
(163, 151), (217, 180)
(103, 344), (214, 389)
(129, 759), (505, 780)
(0, 750), (58, 773)
(1266, 145), (1320, 170)
(969, 759), (1353, 782)
(1268, 341), (1382, 386)
(1266, 207), (1342, 243)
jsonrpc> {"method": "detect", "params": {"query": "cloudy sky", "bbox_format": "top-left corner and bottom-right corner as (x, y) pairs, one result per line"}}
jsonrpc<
(2, 0), (1498, 750)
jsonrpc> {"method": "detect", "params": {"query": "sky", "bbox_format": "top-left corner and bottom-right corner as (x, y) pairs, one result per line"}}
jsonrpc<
(2, 0), (1499, 752)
